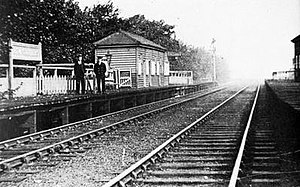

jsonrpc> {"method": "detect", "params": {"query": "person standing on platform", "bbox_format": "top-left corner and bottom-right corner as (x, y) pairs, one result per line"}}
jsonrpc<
(74, 54), (86, 94)
(94, 56), (107, 94)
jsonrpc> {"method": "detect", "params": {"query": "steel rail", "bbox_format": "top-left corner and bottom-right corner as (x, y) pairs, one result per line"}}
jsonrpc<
(0, 101), (163, 148)
(0, 86), (226, 172)
(228, 85), (260, 187)
(0, 86), (224, 150)
(102, 85), (249, 187)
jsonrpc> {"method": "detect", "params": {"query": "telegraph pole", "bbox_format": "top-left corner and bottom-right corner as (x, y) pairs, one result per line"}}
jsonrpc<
(211, 38), (217, 82)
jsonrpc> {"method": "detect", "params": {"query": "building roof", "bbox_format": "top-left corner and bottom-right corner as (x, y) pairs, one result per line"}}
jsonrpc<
(93, 30), (166, 51)
(291, 35), (300, 43)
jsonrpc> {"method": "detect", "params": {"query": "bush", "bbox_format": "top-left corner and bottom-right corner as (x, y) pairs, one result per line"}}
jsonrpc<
(0, 82), (23, 99)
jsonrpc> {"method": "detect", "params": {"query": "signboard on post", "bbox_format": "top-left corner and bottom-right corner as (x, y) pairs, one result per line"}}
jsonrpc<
(8, 39), (42, 98)
(11, 40), (42, 61)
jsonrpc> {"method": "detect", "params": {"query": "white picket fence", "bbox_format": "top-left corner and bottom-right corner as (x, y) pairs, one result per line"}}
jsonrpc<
(38, 75), (71, 94)
(37, 70), (118, 95)
(37, 75), (95, 94)
(1, 63), (121, 96)
(169, 71), (193, 85)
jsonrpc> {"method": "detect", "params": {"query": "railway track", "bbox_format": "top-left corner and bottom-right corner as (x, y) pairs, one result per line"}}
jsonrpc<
(103, 85), (258, 187)
(0, 85), (230, 182)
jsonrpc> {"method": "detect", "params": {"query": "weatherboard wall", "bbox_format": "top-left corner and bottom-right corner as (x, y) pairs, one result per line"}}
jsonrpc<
(95, 46), (169, 88)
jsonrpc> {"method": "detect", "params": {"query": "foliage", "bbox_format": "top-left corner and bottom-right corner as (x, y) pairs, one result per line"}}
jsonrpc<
(80, 2), (124, 63)
(121, 15), (179, 51)
(0, 0), (228, 84)
(1, 0), (81, 63)
(171, 42), (229, 82)
(0, 82), (23, 99)
(175, 44), (212, 81)
(0, 0), (122, 64)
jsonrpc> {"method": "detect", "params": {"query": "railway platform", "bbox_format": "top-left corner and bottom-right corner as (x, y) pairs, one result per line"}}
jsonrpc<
(0, 82), (216, 141)
(265, 80), (300, 111)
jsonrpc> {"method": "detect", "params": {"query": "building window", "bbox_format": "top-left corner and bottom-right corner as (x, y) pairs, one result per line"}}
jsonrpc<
(156, 61), (160, 75)
(164, 61), (170, 76)
(137, 60), (142, 75)
(151, 60), (156, 75)
(146, 60), (150, 75)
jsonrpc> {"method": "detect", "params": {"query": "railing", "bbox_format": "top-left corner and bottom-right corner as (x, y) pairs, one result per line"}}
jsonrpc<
(2, 62), (132, 95)
(37, 71), (118, 95)
(37, 63), (95, 94)
(37, 75), (97, 95)
(272, 70), (294, 80)
(169, 70), (193, 85)
(38, 75), (73, 94)
(119, 77), (131, 87)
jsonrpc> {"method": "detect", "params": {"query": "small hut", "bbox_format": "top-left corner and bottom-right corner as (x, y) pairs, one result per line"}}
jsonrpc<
(93, 30), (170, 88)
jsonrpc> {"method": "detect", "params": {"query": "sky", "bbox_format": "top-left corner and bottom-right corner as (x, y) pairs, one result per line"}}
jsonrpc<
(76, 0), (300, 79)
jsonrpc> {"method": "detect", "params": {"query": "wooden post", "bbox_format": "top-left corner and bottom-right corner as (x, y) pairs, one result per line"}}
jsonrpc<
(8, 39), (13, 99)
(54, 69), (58, 77)
(32, 110), (37, 133)
(38, 42), (43, 95)
(61, 106), (69, 124)
(107, 99), (111, 113)
(33, 67), (37, 94)
(89, 103), (93, 118)
(93, 74), (96, 93)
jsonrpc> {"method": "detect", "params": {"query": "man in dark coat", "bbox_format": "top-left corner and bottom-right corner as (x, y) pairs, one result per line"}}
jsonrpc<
(74, 54), (86, 94)
(94, 56), (107, 93)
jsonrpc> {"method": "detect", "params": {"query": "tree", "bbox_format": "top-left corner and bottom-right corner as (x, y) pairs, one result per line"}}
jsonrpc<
(0, 0), (123, 64)
(176, 44), (213, 82)
(0, 1), (228, 83)
(121, 15), (179, 51)
(80, 2), (123, 64)
(0, 0), (85, 64)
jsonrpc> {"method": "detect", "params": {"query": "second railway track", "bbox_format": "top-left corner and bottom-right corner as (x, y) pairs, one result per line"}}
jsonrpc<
(0, 86), (224, 171)
(0, 84), (235, 185)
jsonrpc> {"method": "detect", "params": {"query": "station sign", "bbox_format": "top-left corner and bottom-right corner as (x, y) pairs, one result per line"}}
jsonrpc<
(6, 39), (42, 98)
(11, 40), (42, 62)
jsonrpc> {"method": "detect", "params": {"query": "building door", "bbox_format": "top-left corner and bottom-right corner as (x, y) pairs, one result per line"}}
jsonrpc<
(143, 60), (147, 87)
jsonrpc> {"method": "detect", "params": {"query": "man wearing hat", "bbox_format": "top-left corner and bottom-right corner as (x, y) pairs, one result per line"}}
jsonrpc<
(94, 56), (107, 93)
(74, 54), (86, 94)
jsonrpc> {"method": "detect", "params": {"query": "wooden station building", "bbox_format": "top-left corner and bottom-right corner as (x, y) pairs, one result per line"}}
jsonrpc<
(292, 34), (300, 82)
(93, 30), (170, 88)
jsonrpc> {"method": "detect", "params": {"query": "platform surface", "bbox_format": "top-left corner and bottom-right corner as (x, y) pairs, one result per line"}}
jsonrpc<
(0, 83), (214, 113)
(266, 80), (300, 111)
(0, 87), (166, 112)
